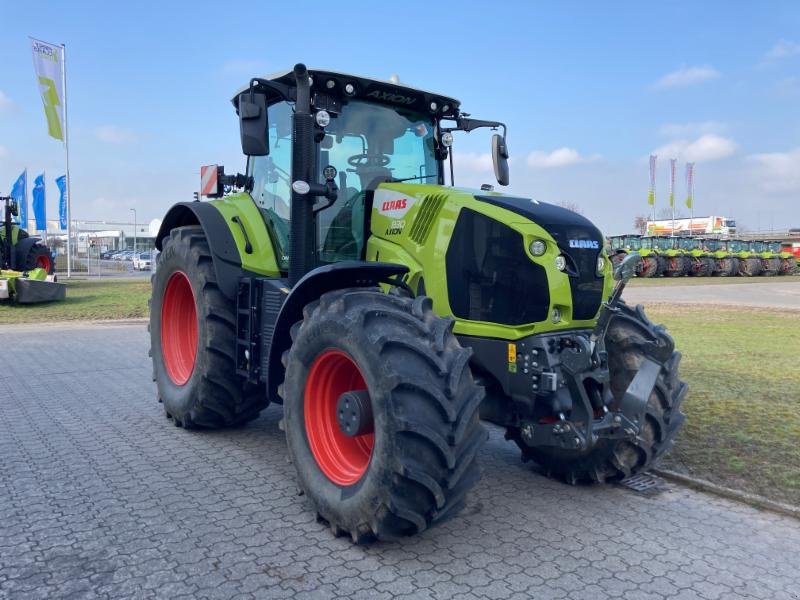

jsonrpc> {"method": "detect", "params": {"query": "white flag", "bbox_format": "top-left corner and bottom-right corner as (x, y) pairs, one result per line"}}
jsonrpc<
(30, 38), (65, 141)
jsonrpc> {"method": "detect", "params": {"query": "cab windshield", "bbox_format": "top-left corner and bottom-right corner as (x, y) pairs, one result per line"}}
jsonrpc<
(317, 101), (438, 263)
(624, 237), (641, 250)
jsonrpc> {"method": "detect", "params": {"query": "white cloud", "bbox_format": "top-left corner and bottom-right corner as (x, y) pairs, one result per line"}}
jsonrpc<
(652, 134), (737, 163)
(765, 40), (800, 60)
(95, 125), (138, 144)
(526, 147), (598, 168)
(652, 65), (720, 90)
(658, 121), (727, 138)
(0, 90), (15, 113)
(748, 148), (800, 193)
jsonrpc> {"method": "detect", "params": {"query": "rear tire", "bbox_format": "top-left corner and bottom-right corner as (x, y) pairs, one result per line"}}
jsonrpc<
(762, 258), (781, 276)
(639, 256), (658, 277)
(780, 258), (797, 275)
(281, 289), (485, 542)
(21, 244), (54, 274)
(739, 258), (762, 276)
(149, 226), (267, 428)
(507, 302), (687, 484)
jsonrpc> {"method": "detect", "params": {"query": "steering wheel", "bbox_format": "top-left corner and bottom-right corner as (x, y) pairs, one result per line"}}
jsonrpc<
(347, 153), (390, 168)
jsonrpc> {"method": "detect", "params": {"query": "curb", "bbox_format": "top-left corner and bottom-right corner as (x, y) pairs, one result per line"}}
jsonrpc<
(653, 468), (800, 520)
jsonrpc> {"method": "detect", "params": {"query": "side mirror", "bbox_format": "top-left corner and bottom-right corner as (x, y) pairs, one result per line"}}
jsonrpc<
(614, 252), (642, 282)
(492, 134), (509, 186)
(238, 91), (269, 156)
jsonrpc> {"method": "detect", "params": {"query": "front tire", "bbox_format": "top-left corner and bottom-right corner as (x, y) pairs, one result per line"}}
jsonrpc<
(508, 302), (687, 484)
(149, 226), (267, 428)
(281, 289), (485, 542)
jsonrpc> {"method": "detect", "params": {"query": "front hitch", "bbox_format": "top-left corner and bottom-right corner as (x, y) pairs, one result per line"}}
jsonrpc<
(517, 253), (660, 453)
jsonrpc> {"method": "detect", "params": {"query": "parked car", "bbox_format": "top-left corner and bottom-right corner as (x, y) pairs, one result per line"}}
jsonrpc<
(133, 252), (152, 271)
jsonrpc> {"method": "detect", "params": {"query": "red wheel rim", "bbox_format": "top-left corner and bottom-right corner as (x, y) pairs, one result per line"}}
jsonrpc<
(36, 254), (51, 272)
(304, 349), (374, 486)
(160, 271), (198, 386)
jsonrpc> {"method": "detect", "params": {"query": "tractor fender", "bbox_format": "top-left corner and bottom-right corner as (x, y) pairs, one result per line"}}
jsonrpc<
(14, 236), (44, 269)
(155, 202), (244, 298)
(266, 261), (409, 403)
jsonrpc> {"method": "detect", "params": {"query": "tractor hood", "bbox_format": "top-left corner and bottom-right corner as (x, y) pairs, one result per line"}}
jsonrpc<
(473, 193), (605, 251)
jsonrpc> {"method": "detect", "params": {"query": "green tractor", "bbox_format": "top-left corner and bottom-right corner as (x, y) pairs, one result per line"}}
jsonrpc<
(704, 238), (738, 276)
(608, 234), (659, 276)
(765, 241), (796, 276)
(653, 236), (689, 276)
(677, 237), (714, 277)
(0, 195), (56, 274)
(750, 240), (780, 276)
(149, 65), (686, 542)
(1, 195), (64, 303)
(729, 239), (762, 276)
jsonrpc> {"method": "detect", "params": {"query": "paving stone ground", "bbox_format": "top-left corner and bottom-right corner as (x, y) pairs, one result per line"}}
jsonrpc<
(2, 321), (800, 600)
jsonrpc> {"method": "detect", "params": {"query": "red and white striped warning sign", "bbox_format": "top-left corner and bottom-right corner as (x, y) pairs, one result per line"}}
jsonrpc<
(200, 165), (218, 197)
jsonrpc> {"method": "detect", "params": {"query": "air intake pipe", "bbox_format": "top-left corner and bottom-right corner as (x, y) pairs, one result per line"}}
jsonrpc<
(289, 63), (316, 286)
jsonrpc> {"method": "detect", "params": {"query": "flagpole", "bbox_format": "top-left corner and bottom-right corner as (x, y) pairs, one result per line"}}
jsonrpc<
(61, 42), (72, 278)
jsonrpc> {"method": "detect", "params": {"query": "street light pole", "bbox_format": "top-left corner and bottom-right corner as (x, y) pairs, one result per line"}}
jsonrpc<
(130, 208), (137, 257)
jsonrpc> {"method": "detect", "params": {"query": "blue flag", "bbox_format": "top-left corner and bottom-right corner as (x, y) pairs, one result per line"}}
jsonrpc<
(55, 175), (67, 230)
(10, 170), (27, 228)
(32, 173), (47, 231)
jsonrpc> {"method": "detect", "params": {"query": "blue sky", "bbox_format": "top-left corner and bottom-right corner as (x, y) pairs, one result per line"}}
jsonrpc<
(1, 0), (798, 234)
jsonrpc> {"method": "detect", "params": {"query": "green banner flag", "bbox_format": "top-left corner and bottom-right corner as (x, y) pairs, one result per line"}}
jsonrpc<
(30, 38), (65, 142)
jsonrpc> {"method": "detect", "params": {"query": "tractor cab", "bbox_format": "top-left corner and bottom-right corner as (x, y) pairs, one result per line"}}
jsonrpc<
(623, 235), (642, 250)
(729, 239), (747, 253)
(654, 236), (679, 251)
(234, 67), (509, 284)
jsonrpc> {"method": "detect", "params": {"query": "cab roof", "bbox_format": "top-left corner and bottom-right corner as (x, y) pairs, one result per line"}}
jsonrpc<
(233, 67), (461, 120)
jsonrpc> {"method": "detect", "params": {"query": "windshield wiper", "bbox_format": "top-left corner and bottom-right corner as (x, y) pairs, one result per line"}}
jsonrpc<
(390, 174), (438, 183)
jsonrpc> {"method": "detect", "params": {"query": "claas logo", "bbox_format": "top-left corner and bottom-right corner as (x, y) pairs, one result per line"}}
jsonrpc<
(381, 199), (407, 212)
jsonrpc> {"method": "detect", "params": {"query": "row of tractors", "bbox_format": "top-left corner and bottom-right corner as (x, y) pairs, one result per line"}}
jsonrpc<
(608, 235), (798, 277)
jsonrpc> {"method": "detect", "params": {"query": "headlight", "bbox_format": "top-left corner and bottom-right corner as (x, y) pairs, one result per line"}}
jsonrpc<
(551, 307), (561, 323)
(441, 131), (454, 147)
(596, 256), (605, 275)
(530, 240), (546, 256)
(555, 255), (567, 271)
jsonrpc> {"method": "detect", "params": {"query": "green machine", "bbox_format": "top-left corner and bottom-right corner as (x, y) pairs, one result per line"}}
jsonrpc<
(749, 240), (780, 276)
(677, 237), (714, 276)
(0, 196), (65, 304)
(704, 239), (738, 276)
(653, 236), (689, 277)
(770, 241), (798, 275)
(729, 239), (761, 276)
(608, 234), (659, 276)
(149, 65), (686, 542)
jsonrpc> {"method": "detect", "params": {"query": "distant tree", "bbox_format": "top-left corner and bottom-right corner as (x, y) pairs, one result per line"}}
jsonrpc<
(633, 215), (649, 234)
(557, 200), (582, 214)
